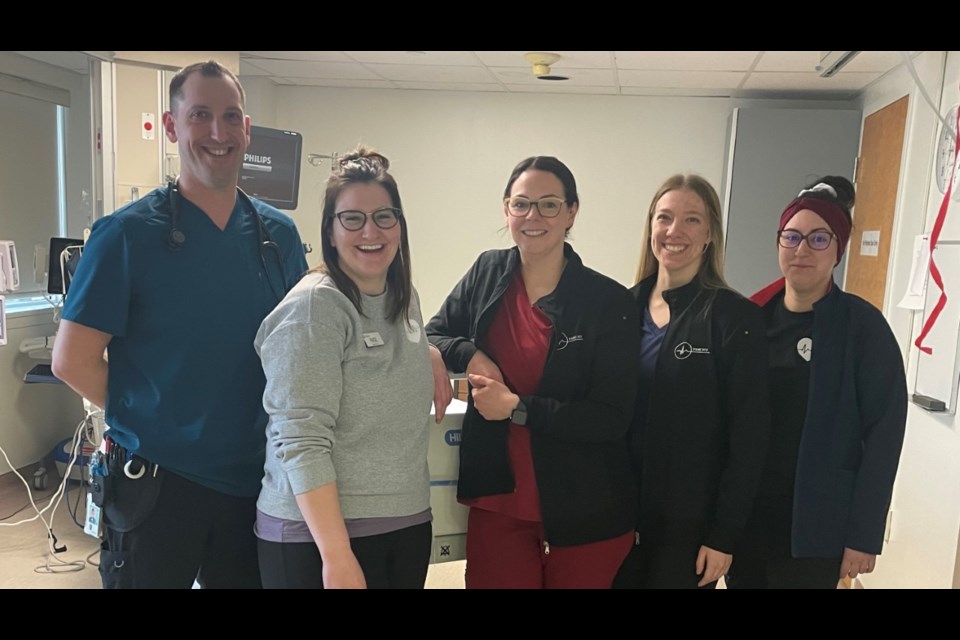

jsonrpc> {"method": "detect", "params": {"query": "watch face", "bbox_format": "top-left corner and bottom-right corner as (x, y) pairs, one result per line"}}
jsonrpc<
(511, 407), (527, 425)
(936, 104), (959, 195)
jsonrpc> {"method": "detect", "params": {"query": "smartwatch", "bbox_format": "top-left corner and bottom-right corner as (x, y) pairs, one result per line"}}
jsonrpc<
(511, 398), (528, 426)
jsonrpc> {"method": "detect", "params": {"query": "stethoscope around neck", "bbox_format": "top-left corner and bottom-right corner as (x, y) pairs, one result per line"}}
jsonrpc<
(166, 181), (286, 302)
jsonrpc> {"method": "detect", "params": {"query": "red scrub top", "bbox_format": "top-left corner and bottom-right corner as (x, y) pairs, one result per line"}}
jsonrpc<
(463, 272), (552, 521)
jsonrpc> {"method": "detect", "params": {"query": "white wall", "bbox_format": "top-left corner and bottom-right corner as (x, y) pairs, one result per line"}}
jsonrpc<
(270, 85), (856, 319)
(856, 51), (960, 588)
(114, 63), (164, 208)
(243, 76), (278, 128)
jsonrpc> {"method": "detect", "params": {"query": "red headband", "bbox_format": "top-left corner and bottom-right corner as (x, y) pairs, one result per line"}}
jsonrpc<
(778, 196), (851, 264)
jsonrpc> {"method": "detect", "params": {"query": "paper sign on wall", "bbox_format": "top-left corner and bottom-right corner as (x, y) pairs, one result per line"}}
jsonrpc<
(898, 234), (930, 310)
(861, 230), (881, 256)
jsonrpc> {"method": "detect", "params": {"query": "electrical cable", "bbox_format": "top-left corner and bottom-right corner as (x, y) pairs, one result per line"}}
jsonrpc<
(65, 468), (87, 529)
(0, 491), (54, 521)
(33, 422), (91, 574)
(1, 408), (102, 575)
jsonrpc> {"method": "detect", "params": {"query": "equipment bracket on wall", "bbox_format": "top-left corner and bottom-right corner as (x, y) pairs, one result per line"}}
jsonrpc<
(307, 153), (340, 172)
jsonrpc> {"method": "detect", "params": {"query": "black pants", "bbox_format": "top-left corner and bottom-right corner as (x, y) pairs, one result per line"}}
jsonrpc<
(613, 543), (719, 589)
(98, 467), (261, 589)
(258, 521), (432, 589)
(726, 555), (840, 589)
(726, 503), (841, 589)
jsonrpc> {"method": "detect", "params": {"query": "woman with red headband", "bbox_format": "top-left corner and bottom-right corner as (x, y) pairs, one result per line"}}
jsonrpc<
(726, 176), (907, 589)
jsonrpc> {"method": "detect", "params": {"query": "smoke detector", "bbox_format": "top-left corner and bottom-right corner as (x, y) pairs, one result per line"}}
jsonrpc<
(524, 52), (568, 81)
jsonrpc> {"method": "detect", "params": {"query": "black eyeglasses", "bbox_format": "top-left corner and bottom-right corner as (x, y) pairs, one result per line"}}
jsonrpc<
(504, 196), (566, 218)
(777, 229), (836, 251)
(333, 207), (403, 231)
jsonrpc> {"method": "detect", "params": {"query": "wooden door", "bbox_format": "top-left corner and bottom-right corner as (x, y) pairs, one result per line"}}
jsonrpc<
(845, 96), (909, 309)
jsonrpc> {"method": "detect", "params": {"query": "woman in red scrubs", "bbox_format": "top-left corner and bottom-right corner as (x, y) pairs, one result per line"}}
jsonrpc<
(426, 156), (640, 588)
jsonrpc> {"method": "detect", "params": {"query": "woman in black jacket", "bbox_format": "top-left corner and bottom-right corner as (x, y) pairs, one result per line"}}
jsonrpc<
(614, 174), (771, 589)
(725, 176), (907, 589)
(426, 156), (640, 588)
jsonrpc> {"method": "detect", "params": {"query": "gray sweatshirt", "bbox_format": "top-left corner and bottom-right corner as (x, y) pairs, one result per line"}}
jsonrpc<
(255, 272), (433, 521)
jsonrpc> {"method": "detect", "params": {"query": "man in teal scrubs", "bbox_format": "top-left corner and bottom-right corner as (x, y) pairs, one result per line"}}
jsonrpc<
(53, 60), (308, 588)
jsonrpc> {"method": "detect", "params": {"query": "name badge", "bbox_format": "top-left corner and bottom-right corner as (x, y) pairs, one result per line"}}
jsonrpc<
(363, 332), (385, 348)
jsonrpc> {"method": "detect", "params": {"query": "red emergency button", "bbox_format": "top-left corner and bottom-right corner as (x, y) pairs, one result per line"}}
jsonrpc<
(141, 112), (156, 140)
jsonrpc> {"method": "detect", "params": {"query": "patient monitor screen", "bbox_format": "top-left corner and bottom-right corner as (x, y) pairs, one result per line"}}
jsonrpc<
(47, 237), (84, 295)
(239, 126), (303, 211)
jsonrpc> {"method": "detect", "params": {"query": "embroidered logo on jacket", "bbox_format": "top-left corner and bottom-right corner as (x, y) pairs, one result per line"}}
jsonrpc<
(674, 342), (710, 360)
(557, 333), (584, 350)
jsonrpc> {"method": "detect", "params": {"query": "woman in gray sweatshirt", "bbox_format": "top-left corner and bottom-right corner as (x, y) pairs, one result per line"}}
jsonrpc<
(254, 147), (452, 589)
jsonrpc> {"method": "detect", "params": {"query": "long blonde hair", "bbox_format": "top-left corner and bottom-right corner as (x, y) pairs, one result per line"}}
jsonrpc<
(634, 174), (729, 289)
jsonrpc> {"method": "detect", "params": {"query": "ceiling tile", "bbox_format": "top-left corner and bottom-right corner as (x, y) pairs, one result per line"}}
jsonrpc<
(757, 51), (909, 76)
(242, 51), (350, 62)
(175, 50), (915, 99)
(755, 51), (823, 72)
(239, 59), (272, 76)
(272, 77), (395, 89)
(618, 70), (745, 89)
(843, 51), (907, 73)
(504, 84), (619, 95)
(344, 51), (481, 65)
(364, 63), (497, 83)
(393, 81), (507, 92)
(743, 71), (881, 91)
(615, 51), (758, 71)
(490, 66), (615, 86)
(245, 59), (380, 79)
(620, 87), (733, 97)
(475, 51), (613, 68)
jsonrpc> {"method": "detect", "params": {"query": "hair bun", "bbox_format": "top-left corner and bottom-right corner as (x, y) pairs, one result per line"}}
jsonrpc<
(337, 145), (389, 172)
(798, 183), (837, 198)
(801, 175), (855, 211)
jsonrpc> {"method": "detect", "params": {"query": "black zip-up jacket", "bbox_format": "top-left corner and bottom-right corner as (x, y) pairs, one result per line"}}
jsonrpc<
(426, 244), (640, 546)
(630, 275), (771, 554)
(752, 278), (906, 557)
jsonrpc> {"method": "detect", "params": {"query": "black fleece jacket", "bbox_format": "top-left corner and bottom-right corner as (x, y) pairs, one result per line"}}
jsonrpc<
(426, 244), (640, 546)
(630, 275), (771, 554)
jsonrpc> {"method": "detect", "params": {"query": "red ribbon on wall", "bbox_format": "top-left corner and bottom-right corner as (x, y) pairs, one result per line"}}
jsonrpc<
(915, 102), (960, 355)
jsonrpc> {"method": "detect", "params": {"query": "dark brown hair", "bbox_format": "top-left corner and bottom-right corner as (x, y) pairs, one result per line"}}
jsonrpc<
(169, 60), (245, 112)
(503, 156), (579, 238)
(503, 156), (580, 206)
(315, 146), (412, 323)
